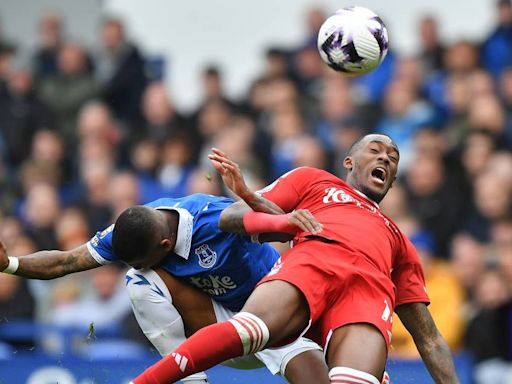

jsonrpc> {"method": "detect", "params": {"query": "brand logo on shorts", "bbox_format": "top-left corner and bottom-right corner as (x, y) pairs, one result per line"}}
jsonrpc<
(195, 244), (217, 268)
(267, 258), (283, 276)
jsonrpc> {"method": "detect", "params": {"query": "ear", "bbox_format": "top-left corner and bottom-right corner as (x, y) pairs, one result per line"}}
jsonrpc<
(160, 238), (173, 251)
(343, 156), (353, 171)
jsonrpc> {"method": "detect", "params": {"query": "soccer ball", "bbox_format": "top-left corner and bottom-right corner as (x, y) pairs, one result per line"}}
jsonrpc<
(317, 6), (389, 76)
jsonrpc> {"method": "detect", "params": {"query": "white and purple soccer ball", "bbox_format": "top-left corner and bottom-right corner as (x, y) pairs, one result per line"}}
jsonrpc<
(317, 6), (389, 76)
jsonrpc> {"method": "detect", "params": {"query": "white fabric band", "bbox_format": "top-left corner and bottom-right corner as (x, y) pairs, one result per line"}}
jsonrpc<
(229, 312), (270, 355)
(329, 367), (380, 384)
(2, 257), (19, 274)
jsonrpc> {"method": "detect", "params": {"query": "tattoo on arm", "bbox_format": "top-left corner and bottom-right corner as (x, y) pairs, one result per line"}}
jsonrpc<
(242, 192), (284, 215)
(396, 303), (460, 384)
(219, 193), (285, 235)
(17, 244), (100, 279)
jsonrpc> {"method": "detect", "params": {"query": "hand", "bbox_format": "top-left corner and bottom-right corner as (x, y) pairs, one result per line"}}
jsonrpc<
(0, 241), (8, 271)
(208, 148), (250, 198)
(288, 209), (323, 234)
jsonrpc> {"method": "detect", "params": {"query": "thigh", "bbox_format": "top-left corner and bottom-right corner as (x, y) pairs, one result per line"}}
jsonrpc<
(155, 268), (217, 336)
(254, 337), (324, 378)
(242, 280), (311, 346)
(326, 323), (387, 380)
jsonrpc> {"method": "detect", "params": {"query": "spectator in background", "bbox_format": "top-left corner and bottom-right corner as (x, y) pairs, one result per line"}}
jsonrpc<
(186, 167), (223, 196)
(128, 139), (162, 203)
(465, 171), (512, 242)
(450, 233), (486, 303)
(107, 171), (140, 220)
(262, 48), (292, 81)
(0, 23), (16, 99)
(468, 94), (510, 147)
(0, 66), (52, 170)
(32, 11), (64, 81)
(268, 102), (306, 179)
(0, 236), (36, 348)
(482, 0), (512, 78)
(141, 82), (193, 147)
(196, 65), (237, 115)
(376, 80), (435, 171)
(418, 15), (445, 74)
(460, 130), (499, 179)
(314, 73), (358, 154)
(390, 217), (465, 358)
(404, 152), (469, 256)
(425, 40), (480, 116)
(21, 182), (60, 251)
(38, 42), (98, 149)
(50, 264), (131, 331)
(95, 17), (147, 124)
(465, 268), (512, 384)
(55, 207), (91, 251)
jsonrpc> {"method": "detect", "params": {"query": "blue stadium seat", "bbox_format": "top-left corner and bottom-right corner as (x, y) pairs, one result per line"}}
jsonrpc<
(79, 339), (152, 360)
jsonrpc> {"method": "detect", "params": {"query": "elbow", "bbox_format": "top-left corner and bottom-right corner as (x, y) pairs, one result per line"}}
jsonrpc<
(219, 207), (242, 233)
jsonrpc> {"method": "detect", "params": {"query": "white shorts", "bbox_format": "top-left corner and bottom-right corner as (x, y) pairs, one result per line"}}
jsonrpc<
(126, 268), (321, 377)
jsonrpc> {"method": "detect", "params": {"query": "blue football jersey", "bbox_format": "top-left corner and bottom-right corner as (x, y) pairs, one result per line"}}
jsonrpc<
(87, 194), (279, 311)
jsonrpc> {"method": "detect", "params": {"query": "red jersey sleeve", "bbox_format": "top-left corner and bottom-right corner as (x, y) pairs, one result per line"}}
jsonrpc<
(392, 235), (430, 307)
(257, 167), (313, 212)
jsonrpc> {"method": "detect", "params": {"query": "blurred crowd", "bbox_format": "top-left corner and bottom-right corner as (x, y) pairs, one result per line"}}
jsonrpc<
(0, 1), (512, 381)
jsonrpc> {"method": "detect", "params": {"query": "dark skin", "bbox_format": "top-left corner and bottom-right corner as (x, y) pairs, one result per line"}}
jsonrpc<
(0, 204), (329, 384)
(208, 135), (460, 383)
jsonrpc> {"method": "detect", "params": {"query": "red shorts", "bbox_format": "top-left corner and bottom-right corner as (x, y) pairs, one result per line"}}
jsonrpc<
(259, 239), (395, 351)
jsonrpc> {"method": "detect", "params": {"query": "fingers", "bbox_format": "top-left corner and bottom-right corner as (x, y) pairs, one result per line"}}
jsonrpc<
(209, 158), (227, 174)
(288, 210), (323, 234)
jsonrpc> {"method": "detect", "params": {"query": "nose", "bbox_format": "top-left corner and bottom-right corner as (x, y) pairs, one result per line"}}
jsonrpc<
(377, 152), (390, 164)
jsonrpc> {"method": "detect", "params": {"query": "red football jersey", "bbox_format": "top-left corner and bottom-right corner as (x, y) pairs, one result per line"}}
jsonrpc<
(258, 166), (429, 307)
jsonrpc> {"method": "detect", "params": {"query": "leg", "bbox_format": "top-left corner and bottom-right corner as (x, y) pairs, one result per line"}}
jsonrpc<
(154, 268), (216, 336)
(132, 280), (311, 384)
(242, 280), (310, 345)
(283, 349), (329, 384)
(126, 268), (215, 383)
(326, 323), (387, 384)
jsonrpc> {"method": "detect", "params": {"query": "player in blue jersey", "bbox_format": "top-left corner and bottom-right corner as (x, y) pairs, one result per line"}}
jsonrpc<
(0, 193), (328, 384)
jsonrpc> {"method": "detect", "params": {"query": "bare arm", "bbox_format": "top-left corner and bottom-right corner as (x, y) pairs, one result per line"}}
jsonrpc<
(0, 242), (100, 280)
(209, 148), (323, 238)
(395, 302), (460, 384)
(208, 148), (284, 215)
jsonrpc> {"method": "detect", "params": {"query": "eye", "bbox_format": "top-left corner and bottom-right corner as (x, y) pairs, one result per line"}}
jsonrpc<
(369, 148), (379, 154)
(389, 156), (398, 163)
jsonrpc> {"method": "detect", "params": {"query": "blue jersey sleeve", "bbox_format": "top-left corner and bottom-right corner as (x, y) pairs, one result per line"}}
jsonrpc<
(86, 224), (117, 265)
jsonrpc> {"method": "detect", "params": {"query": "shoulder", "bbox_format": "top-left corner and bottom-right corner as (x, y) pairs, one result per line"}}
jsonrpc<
(280, 166), (333, 181)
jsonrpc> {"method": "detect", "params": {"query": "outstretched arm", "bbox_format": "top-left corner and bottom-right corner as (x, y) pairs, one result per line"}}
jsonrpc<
(395, 302), (460, 384)
(209, 148), (322, 237)
(0, 241), (100, 280)
(208, 148), (283, 214)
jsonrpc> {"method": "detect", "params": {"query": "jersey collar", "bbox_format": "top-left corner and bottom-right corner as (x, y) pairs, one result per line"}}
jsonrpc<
(155, 206), (193, 259)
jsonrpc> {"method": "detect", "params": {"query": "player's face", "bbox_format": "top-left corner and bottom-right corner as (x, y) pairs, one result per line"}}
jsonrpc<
(344, 137), (399, 203)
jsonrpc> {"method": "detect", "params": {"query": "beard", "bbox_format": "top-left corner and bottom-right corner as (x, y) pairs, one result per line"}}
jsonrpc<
(358, 185), (385, 204)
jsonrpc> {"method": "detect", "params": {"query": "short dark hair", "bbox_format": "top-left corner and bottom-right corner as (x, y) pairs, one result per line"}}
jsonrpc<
(348, 134), (399, 156)
(112, 206), (160, 263)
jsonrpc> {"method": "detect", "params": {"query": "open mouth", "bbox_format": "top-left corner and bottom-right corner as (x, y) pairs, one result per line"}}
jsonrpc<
(371, 167), (386, 185)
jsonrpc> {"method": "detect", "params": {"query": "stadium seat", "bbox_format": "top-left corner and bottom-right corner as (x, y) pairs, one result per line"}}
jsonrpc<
(78, 339), (152, 360)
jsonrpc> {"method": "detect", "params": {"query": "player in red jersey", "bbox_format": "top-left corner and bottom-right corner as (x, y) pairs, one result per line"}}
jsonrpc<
(131, 134), (459, 384)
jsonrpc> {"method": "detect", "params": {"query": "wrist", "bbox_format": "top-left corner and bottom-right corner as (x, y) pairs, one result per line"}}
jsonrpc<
(2, 257), (19, 274)
(243, 211), (296, 235)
